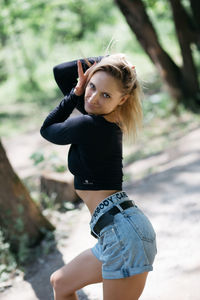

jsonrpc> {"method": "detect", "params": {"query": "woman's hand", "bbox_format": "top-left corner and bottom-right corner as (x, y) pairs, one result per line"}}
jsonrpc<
(74, 60), (96, 96)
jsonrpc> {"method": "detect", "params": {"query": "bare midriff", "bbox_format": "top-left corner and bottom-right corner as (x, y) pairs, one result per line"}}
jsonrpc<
(75, 189), (120, 215)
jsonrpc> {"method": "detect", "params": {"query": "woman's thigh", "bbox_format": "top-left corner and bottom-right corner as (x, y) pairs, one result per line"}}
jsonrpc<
(51, 248), (102, 294)
(103, 272), (148, 300)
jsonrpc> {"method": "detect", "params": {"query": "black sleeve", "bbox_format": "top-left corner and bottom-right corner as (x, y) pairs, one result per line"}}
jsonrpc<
(40, 89), (92, 145)
(53, 56), (104, 114)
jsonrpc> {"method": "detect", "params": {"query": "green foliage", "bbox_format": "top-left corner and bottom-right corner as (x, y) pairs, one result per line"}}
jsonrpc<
(40, 191), (58, 210)
(0, 231), (17, 283)
(143, 0), (170, 17)
(16, 234), (30, 264)
(47, 0), (115, 43)
(30, 150), (67, 172)
(0, 228), (28, 281)
(0, 227), (55, 284)
(143, 92), (174, 123)
(0, 0), (115, 75)
(30, 151), (45, 165)
(38, 227), (55, 255)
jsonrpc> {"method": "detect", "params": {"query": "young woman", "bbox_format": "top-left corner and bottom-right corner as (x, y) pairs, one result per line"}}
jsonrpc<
(40, 54), (157, 300)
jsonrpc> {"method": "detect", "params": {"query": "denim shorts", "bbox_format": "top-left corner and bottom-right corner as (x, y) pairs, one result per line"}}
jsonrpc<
(90, 191), (157, 279)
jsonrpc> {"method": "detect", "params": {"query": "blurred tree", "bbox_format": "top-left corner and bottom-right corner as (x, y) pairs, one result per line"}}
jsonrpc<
(115, 0), (200, 111)
(45, 0), (115, 43)
(0, 140), (55, 254)
(0, 0), (115, 94)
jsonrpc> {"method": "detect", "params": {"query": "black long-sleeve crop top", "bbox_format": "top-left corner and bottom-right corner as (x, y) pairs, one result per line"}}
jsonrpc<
(40, 56), (123, 190)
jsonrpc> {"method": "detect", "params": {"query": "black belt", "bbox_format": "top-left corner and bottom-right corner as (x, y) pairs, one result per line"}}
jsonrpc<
(91, 200), (134, 239)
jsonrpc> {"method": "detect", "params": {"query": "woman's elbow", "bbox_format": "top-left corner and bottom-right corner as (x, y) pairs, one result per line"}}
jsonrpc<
(40, 126), (49, 141)
(40, 127), (68, 145)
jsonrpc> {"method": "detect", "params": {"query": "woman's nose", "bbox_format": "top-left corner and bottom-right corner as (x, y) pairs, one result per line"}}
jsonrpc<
(88, 92), (98, 104)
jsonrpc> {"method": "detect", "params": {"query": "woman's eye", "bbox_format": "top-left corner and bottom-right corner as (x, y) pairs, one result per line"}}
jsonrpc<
(89, 82), (95, 89)
(103, 93), (110, 98)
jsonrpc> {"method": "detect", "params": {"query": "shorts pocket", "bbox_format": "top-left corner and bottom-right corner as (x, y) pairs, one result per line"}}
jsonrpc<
(99, 223), (114, 238)
(99, 224), (122, 254)
(126, 211), (156, 243)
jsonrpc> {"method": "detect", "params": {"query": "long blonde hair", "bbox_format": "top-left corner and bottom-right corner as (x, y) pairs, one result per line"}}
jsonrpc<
(86, 53), (143, 141)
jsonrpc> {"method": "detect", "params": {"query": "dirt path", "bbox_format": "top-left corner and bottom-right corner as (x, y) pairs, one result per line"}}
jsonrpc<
(1, 127), (200, 300)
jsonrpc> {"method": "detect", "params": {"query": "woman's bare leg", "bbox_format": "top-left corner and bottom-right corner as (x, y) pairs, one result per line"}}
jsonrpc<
(103, 272), (148, 300)
(50, 248), (102, 300)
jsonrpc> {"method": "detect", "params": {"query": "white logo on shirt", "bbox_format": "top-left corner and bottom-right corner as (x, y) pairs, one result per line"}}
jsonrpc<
(83, 179), (93, 185)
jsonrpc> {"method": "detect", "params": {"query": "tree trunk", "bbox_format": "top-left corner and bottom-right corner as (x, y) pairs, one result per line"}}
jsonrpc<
(189, 0), (200, 36)
(0, 140), (55, 253)
(187, 0), (200, 49)
(169, 0), (199, 94)
(115, 0), (200, 111)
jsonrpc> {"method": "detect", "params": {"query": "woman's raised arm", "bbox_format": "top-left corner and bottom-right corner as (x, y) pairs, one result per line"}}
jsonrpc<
(53, 56), (103, 114)
(53, 56), (104, 96)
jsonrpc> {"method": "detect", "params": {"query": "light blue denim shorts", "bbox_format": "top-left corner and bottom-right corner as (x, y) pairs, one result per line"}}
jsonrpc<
(90, 191), (157, 279)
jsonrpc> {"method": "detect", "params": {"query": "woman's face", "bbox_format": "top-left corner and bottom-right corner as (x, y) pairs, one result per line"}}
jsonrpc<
(84, 71), (126, 116)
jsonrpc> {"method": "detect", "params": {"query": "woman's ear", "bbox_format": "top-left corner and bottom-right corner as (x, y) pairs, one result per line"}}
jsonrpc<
(119, 95), (129, 106)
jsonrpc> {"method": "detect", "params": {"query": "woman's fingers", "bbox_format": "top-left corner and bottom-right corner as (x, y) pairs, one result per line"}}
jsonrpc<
(75, 60), (97, 96)
(78, 60), (96, 81)
(77, 60), (84, 80)
(74, 60), (85, 96)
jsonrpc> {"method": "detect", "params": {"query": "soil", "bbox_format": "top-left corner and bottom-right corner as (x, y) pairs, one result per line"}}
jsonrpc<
(1, 126), (200, 300)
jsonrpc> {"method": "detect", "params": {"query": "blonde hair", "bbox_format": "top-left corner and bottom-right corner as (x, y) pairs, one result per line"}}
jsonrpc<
(86, 53), (143, 141)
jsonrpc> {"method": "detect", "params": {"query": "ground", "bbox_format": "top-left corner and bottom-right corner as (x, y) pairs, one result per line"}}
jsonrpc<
(1, 125), (200, 300)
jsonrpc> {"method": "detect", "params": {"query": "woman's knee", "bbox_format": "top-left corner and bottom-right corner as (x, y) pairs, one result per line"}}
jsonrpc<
(50, 270), (62, 289)
(50, 270), (56, 287)
(50, 269), (70, 295)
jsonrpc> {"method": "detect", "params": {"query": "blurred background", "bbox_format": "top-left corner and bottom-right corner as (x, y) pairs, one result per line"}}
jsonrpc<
(0, 0), (200, 299)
